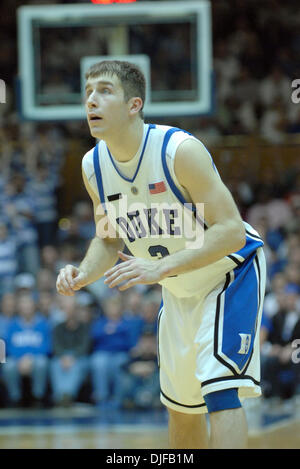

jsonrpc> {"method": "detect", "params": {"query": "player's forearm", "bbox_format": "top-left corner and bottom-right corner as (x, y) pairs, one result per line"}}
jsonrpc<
(159, 220), (246, 278)
(79, 236), (124, 285)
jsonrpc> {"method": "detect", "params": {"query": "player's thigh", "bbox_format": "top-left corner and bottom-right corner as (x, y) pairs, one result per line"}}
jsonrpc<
(158, 292), (207, 411)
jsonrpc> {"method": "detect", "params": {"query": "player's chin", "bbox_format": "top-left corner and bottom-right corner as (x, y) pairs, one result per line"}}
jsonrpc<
(89, 126), (103, 138)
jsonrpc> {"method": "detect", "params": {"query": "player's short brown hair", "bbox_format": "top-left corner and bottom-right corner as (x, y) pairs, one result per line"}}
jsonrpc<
(85, 60), (146, 120)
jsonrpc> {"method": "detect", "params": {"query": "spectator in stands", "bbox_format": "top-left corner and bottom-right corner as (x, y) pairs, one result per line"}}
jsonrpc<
(123, 289), (145, 348)
(260, 100), (288, 144)
(90, 295), (132, 408)
(57, 217), (86, 256)
(214, 40), (240, 103)
(285, 196), (300, 234)
(283, 262), (300, 292)
(1, 174), (40, 277)
(50, 296), (90, 407)
(258, 67), (291, 109)
(40, 245), (60, 273)
(192, 116), (222, 146)
(120, 330), (160, 410)
(14, 272), (38, 302)
(3, 293), (51, 407)
(26, 162), (59, 248)
(261, 286), (300, 401)
(277, 232), (300, 267)
(57, 241), (81, 269)
(73, 201), (95, 242)
(36, 268), (56, 294)
(0, 292), (16, 340)
(263, 272), (287, 319)
(76, 291), (97, 325)
(287, 107), (300, 134)
(140, 292), (161, 335)
(37, 291), (61, 327)
(0, 220), (18, 298)
(238, 31), (265, 80)
(247, 187), (293, 232)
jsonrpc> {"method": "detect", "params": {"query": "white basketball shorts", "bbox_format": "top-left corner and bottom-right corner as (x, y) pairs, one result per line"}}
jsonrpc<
(158, 247), (266, 414)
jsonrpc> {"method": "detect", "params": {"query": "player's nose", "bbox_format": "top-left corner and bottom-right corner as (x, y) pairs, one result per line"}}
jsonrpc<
(86, 91), (98, 107)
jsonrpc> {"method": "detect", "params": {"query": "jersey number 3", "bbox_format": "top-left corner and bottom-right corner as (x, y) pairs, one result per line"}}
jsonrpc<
(148, 245), (169, 259)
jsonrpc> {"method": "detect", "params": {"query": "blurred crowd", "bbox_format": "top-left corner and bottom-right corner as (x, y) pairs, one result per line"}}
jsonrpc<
(0, 120), (163, 409)
(0, 277), (161, 409)
(208, 0), (300, 143)
(0, 0), (299, 410)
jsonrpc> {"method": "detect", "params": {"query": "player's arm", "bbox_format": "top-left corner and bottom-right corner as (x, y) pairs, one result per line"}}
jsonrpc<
(56, 167), (124, 296)
(157, 138), (246, 277)
(78, 169), (124, 278)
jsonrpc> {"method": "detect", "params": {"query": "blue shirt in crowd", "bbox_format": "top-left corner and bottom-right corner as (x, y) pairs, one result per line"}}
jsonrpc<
(91, 316), (132, 353)
(5, 316), (52, 358)
(123, 312), (145, 348)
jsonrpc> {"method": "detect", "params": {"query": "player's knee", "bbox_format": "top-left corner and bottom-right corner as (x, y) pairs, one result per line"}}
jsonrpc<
(168, 408), (201, 425)
(204, 388), (241, 414)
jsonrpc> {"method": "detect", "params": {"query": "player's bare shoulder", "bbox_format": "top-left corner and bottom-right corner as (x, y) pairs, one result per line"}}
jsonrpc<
(81, 148), (103, 219)
(81, 147), (102, 204)
(81, 148), (95, 183)
(174, 137), (218, 191)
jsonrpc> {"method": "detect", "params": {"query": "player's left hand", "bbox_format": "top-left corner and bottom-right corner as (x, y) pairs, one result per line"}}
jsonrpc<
(104, 251), (165, 291)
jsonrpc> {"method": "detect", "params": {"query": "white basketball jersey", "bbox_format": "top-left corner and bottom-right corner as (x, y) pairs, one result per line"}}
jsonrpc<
(82, 124), (264, 298)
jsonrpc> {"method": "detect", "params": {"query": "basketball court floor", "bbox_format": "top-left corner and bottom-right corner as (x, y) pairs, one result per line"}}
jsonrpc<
(0, 397), (299, 449)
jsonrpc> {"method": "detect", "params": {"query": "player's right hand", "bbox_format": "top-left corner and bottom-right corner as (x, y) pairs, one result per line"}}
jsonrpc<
(56, 264), (88, 296)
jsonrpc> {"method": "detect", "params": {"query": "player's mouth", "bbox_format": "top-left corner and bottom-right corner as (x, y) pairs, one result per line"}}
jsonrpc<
(88, 114), (103, 123)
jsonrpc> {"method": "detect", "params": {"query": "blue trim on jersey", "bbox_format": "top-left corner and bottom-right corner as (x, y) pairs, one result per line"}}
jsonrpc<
(161, 127), (192, 207)
(161, 127), (209, 230)
(157, 300), (163, 369)
(204, 388), (241, 413)
(106, 124), (155, 183)
(161, 126), (218, 176)
(215, 252), (262, 374)
(93, 144), (106, 213)
(232, 234), (264, 262)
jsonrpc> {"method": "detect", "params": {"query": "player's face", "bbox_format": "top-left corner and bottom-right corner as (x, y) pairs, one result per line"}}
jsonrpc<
(85, 74), (129, 139)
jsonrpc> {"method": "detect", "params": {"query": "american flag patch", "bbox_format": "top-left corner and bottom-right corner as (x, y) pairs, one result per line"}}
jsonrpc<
(148, 181), (166, 194)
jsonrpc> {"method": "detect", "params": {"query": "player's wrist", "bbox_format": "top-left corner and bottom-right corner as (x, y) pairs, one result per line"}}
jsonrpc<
(157, 257), (174, 280)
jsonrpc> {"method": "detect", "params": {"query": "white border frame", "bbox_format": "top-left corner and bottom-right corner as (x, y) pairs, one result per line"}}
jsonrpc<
(17, 1), (212, 120)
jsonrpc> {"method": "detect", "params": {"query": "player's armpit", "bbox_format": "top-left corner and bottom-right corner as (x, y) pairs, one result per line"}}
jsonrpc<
(174, 138), (245, 248)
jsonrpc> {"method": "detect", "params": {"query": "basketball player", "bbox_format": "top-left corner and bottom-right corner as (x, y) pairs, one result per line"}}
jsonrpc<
(56, 61), (266, 449)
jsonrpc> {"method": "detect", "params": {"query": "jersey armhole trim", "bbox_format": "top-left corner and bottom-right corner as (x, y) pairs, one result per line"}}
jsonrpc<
(93, 143), (107, 214)
(161, 128), (208, 230)
(161, 127), (194, 207)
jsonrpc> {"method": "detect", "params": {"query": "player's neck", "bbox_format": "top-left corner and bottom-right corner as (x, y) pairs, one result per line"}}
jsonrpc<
(105, 119), (144, 163)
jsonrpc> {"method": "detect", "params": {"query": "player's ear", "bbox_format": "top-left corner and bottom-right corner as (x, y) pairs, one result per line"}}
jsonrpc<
(128, 97), (143, 116)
